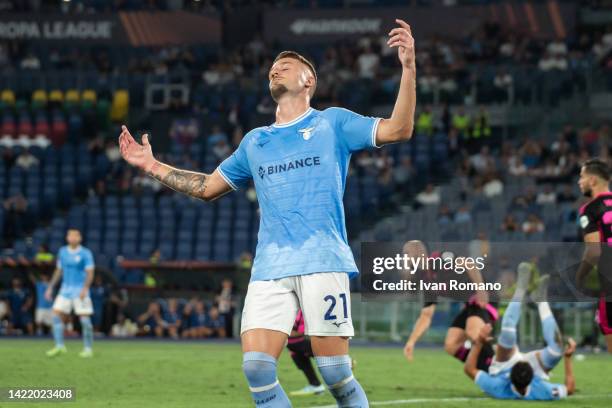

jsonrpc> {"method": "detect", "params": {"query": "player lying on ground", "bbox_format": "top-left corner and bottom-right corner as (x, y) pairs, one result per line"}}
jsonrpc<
(120, 18), (416, 408)
(402, 240), (496, 372)
(576, 158), (612, 353)
(44, 229), (95, 358)
(464, 263), (576, 400)
(286, 310), (325, 397)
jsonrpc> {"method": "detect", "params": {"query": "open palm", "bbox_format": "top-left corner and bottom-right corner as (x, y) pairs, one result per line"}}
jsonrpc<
(118, 125), (155, 170)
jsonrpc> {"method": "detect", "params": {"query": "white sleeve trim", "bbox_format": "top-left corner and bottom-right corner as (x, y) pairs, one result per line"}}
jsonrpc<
(217, 167), (238, 191)
(371, 117), (382, 148)
(474, 370), (483, 383)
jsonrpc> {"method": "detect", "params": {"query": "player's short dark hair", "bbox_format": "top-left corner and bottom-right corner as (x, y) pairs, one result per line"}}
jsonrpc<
(272, 50), (317, 96)
(510, 362), (534, 390)
(582, 158), (610, 182)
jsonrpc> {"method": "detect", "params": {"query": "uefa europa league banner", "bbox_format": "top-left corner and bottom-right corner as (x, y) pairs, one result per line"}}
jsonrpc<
(0, 11), (220, 46)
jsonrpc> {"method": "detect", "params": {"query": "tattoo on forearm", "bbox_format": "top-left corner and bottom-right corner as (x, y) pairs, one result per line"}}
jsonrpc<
(153, 169), (209, 199)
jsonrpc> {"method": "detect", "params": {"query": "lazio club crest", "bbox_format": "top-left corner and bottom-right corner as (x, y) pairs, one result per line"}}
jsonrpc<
(299, 127), (314, 140)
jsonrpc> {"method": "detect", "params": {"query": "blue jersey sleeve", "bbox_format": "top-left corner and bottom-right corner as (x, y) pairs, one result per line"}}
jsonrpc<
(328, 107), (381, 153)
(84, 249), (95, 270)
(538, 381), (568, 400)
(218, 137), (252, 190)
(475, 371), (510, 399)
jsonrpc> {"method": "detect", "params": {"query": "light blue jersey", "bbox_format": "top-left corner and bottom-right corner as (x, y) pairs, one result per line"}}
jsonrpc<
(219, 107), (380, 281)
(475, 371), (567, 401)
(57, 245), (95, 299)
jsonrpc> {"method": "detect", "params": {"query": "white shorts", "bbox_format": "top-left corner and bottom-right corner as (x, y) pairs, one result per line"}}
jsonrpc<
(35, 308), (54, 326)
(489, 348), (550, 380)
(52, 295), (94, 316)
(241, 272), (354, 337)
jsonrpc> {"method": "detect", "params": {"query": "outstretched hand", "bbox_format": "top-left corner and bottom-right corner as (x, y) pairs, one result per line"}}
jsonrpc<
(387, 19), (415, 71)
(403, 341), (415, 362)
(118, 125), (156, 171)
(564, 338), (576, 357)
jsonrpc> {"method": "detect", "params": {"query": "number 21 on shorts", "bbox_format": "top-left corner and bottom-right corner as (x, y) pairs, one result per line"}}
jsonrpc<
(324, 293), (348, 320)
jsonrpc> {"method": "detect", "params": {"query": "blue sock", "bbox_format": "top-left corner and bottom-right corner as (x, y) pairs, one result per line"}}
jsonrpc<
(52, 315), (64, 348)
(242, 352), (291, 407)
(80, 316), (93, 350)
(499, 301), (522, 349)
(538, 303), (562, 369)
(316, 355), (368, 408)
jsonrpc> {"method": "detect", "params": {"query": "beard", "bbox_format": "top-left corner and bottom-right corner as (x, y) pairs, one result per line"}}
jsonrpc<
(270, 83), (288, 102)
(582, 187), (592, 198)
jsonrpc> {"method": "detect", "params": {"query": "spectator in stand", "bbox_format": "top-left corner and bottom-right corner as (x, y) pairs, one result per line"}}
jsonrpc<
(90, 275), (108, 334)
(454, 205), (472, 224)
(416, 183), (441, 206)
(216, 279), (236, 338)
(0, 299), (9, 335)
(470, 146), (494, 175)
(557, 184), (577, 203)
(451, 106), (470, 138)
(482, 171), (504, 197)
(415, 105), (434, 136)
(3, 194), (28, 243)
(536, 184), (557, 205)
(15, 150), (39, 171)
(580, 123), (600, 155)
(393, 157), (415, 192)
(212, 138), (231, 161)
(437, 204), (453, 225)
(185, 300), (208, 339)
(34, 244), (54, 264)
(137, 302), (166, 337)
(111, 313), (137, 338)
(29, 272), (53, 335)
(522, 213), (545, 235)
(164, 298), (182, 339)
(501, 214), (520, 232)
(493, 67), (513, 101)
(356, 43), (379, 80)
(20, 52), (40, 70)
(204, 305), (226, 338)
(7, 277), (33, 335)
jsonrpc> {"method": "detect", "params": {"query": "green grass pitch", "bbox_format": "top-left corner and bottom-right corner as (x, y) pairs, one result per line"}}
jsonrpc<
(1, 339), (611, 407)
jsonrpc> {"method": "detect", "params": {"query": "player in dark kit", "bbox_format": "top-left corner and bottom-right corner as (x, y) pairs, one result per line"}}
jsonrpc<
(286, 310), (325, 396)
(576, 158), (612, 352)
(402, 240), (497, 371)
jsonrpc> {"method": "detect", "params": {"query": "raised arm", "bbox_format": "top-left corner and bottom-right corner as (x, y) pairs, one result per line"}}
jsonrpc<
(118, 126), (232, 201)
(464, 323), (493, 380)
(404, 304), (435, 361)
(376, 19), (416, 146)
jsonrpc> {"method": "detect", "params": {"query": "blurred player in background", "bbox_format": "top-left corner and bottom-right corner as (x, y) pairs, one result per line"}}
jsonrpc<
(576, 158), (612, 352)
(402, 240), (496, 372)
(464, 263), (576, 400)
(7, 277), (33, 335)
(29, 272), (53, 335)
(287, 310), (325, 396)
(44, 229), (95, 358)
(119, 17), (416, 407)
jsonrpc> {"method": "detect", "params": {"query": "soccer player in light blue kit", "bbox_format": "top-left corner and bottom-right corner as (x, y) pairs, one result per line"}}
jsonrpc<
(45, 229), (95, 358)
(119, 18), (416, 408)
(464, 263), (577, 401)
